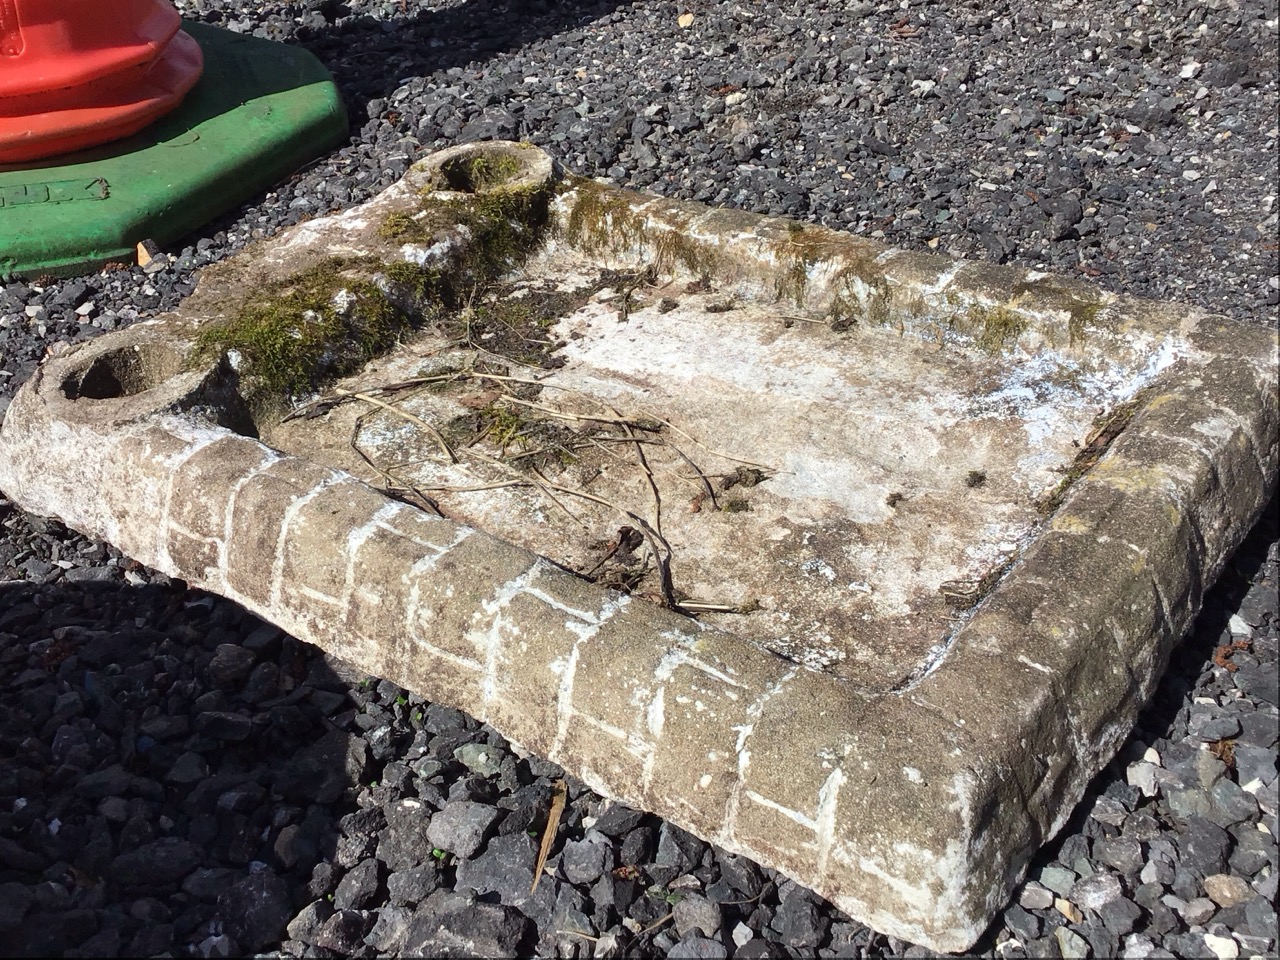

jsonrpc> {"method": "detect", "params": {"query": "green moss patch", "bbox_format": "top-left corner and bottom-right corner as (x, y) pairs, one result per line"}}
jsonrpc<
(194, 257), (409, 401)
(964, 303), (1031, 354)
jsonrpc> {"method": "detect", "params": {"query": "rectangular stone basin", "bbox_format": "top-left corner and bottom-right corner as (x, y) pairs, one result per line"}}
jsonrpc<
(0, 141), (1274, 951)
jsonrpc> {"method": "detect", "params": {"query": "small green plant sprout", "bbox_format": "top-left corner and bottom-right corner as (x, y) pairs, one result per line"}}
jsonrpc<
(645, 885), (683, 905)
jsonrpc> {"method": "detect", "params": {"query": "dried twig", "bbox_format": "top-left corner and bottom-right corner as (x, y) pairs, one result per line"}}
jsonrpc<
(349, 412), (444, 516)
(647, 413), (775, 471)
(637, 912), (674, 937)
(530, 467), (681, 610)
(678, 601), (743, 614)
(531, 779), (567, 895)
(340, 388), (459, 464)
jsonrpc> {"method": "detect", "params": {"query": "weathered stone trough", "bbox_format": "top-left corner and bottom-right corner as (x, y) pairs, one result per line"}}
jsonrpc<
(0, 141), (1274, 951)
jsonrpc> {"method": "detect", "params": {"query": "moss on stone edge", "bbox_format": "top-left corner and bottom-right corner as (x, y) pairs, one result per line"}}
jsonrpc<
(195, 167), (553, 412)
(565, 180), (899, 327)
(193, 257), (406, 402)
(965, 303), (1031, 355)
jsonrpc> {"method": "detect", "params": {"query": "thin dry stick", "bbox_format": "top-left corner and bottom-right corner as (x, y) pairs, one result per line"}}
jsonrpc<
(530, 778), (567, 895)
(776, 313), (828, 325)
(349, 412), (444, 516)
(282, 372), (463, 421)
(414, 479), (527, 494)
(648, 413), (774, 472)
(530, 467), (680, 610)
(585, 435), (715, 501)
(497, 394), (644, 428)
(556, 930), (600, 943)
(462, 449), (590, 533)
(470, 371), (767, 476)
(637, 912), (675, 937)
(623, 420), (664, 539)
(341, 388), (459, 464)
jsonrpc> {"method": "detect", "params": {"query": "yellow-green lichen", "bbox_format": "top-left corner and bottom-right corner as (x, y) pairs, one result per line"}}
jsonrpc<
(962, 303), (1030, 354)
(563, 177), (648, 256)
(1011, 277), (1106, 347)
(772, 223), (891, 329)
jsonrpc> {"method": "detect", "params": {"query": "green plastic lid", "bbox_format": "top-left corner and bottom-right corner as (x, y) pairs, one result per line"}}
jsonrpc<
(0, 21), (348, 279)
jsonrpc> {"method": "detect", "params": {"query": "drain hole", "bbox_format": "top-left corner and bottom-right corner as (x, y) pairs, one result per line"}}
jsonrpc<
(433, 145), (533, 193)
(62, 343), (186, 401)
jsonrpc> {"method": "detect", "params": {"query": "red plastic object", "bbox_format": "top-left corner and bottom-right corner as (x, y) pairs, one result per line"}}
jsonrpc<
(0, 0), (203, 163)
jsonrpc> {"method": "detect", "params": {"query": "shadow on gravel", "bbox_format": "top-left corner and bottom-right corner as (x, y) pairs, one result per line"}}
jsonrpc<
(0, 545), (379, 957)
(205, 0), (633, 109)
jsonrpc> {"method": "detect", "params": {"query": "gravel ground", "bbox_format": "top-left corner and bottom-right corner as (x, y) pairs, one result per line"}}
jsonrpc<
(1, 1), (1277, 957)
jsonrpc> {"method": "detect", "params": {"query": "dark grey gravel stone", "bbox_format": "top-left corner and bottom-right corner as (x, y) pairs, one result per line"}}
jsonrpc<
(182, 867), (245, 902)
(454, 832), (541, 908)
(207, 643), (256, 688)
(1098, 896), (1143, 937)
(166, 750), (209, 784)
(367, 903), (414, 953)
(194, 710), (253, 741)
(594, 803), (646, 837)
(387, 863), (441, 906)
(1094, 836), (1145, 876)
(404, 891), (531, 958)
(673, 892), (722, 939)
(426, 800), (501, 860)
(74, 763), (131, 799)
(314, 909), (370, 953)
(1003, 904), (1040, 941)
(333, 857), (381, 911)
(561, 831), (613, 885)
(0, 881), (33, 930)
(771, 881), (828, 949)
(668, 934), (729, 959)
(1178, 816), (1232, 877)
(111, 837), (201, 887)
(377, 797), (434, 871)
(286, 900), (333, 944)
(217, 871), (293, 952)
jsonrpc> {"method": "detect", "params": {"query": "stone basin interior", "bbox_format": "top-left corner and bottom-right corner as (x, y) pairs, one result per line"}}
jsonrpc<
(255, 236), (1178, 695)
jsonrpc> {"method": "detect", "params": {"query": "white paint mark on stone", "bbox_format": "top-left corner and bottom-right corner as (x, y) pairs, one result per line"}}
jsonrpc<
(647, 687), (665, 739)
(268, 470), (341, 610)
(902, 766), (925, 784)
(814, 766), (847, 879)
(474, 562), (541, 713)
(1017, 655), (1052, 674)
(548, 592), (630, 758)
(721, 668), (798, 845)
(341, 501), (402, 608)
(744, 790), (816, 830)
